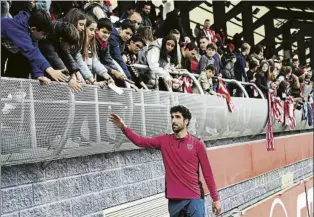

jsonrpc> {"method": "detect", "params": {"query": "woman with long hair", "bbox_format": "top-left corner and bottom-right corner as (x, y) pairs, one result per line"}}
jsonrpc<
(63, 10), (112, 85)
(77, 15), (113, 84)
(145, 34), (178, 89)
(255, 60), (270, 97)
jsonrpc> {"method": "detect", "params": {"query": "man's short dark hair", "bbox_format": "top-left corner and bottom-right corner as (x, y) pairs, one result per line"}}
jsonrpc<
(248, 60), (258, 70)
(204, 19), (210, 22)
(170, 105), (192, 126)
(205, 64), (216, 72)
(185, 42), (197, 51)
(169, 29), (180, 36)
(59, 22), (79, 45)
(253, 44), (263, 54)
(206, 43), (217, 51)
(143, 2), (151, 8)
(29, 9), (52, 33)
(199, 36), (209, 42)
(120, 19), (136, 34)
(97, 18), (113, 32)
(130, 34), (146, 45)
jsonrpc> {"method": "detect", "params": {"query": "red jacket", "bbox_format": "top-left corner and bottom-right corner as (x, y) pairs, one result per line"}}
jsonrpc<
(122, 127), (219, 201)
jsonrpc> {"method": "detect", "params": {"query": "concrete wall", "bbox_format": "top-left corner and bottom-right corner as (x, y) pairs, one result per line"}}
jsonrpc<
(1, 133), (313, 217)
(1, 149), (164, 217)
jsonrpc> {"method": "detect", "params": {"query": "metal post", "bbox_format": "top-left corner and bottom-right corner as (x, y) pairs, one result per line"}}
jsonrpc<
(264, 16), (276, 59)
(297, 32), (306, 66)
(94, 88), (101, 143)
(282, 22), (292, 60)
(242, 1), (254, 46)
(213, 1), (227, 33)
(140, 91), (147, 136)
(29, 82), (37, 148)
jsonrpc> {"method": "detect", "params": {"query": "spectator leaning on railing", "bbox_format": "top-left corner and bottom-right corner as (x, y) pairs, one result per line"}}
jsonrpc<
(38, 21), (82, 92)
(95, 18), (126, 84)
(122, 35), (148, 89)
(1, 9), (68, 83)
(76, 15), (114, 86)
(144, 34), (178, 87)
(109, 19), (136, 80)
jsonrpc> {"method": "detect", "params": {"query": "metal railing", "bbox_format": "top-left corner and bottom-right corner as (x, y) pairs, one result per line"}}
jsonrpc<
(0, 77), (312, 166)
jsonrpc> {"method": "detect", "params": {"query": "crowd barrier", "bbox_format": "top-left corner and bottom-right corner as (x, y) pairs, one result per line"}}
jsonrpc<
(0, 77), (312, 166)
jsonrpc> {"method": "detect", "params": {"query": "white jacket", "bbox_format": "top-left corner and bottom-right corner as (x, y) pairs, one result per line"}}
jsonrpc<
(146, 39), (174, 82)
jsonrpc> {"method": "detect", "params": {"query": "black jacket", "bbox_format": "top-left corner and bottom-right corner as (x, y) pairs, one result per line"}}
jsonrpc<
(95, 36), (119, 73)
(255, 73), (269, 98)
(38, 21), (79, 74)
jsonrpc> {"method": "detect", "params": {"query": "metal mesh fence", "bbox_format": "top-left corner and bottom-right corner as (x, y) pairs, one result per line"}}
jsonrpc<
(0, 77), (311, 166)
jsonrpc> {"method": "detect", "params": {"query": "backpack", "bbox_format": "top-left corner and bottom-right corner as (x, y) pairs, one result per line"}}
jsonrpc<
(84, 3), (107, 21)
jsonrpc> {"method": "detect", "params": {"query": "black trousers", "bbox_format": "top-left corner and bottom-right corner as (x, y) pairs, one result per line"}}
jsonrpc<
(1, 45), (32, 78)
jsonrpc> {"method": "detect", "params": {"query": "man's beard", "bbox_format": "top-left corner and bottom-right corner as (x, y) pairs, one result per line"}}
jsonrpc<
(172, 124), (184, 133)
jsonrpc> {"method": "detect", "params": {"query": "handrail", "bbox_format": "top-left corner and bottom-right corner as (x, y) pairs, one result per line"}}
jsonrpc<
(112, 59), (130, 88)
(169, 70), (204, 95)
(131, 64), (204, 95)
(212, 76), (249, 98)
(239, 82), (265, 99)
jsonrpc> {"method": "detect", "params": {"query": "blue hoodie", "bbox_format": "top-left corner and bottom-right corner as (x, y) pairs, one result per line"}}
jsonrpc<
(109, 27), (131, 79)
(1, 11), (51, 78)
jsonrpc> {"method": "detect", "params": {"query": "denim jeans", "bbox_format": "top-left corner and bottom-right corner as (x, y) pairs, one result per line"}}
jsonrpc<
(168, 199), (205, 217)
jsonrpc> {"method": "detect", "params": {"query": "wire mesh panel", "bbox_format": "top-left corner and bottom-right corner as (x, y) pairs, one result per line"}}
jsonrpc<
(0, 78), (311, 166)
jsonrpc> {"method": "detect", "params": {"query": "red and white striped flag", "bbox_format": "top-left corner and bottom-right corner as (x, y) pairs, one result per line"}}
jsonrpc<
(266, 92), (275, 151)
(216, 77), (234, 112)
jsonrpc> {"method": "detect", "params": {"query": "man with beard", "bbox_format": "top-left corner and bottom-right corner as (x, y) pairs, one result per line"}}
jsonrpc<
(140, 2), (152, 29)
(109, 105), (221, 217)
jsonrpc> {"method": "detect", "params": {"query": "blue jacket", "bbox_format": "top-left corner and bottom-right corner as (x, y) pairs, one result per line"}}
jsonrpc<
(109, 27), (131, 79)
(234, 53), (247, 82)
(1, 11), (50, 78)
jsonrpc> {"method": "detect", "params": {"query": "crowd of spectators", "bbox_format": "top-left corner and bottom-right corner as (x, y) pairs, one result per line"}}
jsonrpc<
(1, 0), (313, 105)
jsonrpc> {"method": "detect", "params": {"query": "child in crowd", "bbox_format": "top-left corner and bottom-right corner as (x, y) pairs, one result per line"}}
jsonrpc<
(39, 21), (82, 92)
(1, 9), (67, 83)
(122, 35), (148, 89)
(198, 65), (216, 95)
(95, 18), (127, 84)
(76, 15), (114, 85)
(197, 43), (217, 74)
(109, 19), (136, 80)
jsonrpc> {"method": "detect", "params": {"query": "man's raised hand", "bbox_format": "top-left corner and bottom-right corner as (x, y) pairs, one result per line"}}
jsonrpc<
(109, 114), (127, 130)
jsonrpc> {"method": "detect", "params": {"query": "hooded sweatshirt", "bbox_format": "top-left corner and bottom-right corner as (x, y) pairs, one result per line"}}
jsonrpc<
(122, 127), (219, 201)
(146, 38), (173, 82)
(1, 11), (51, 78)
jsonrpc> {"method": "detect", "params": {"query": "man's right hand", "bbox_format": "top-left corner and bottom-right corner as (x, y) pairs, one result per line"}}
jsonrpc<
(212, 200), (222, 216)
(109, 114), (127, 130)
(46, 67), (68, 82)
